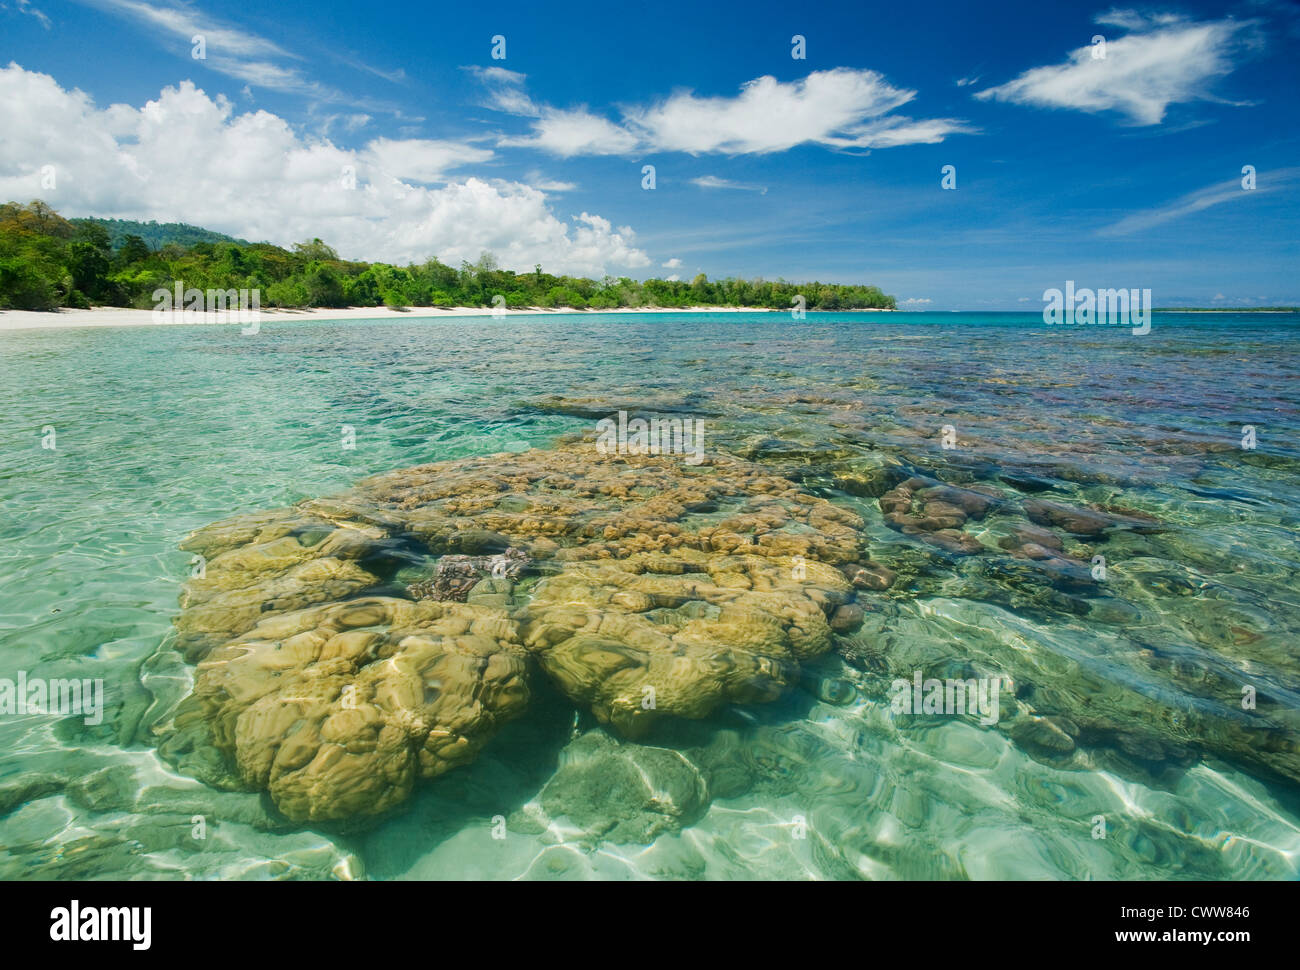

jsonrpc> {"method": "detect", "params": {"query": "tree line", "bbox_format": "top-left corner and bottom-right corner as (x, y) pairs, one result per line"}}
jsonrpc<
(0, 200), (895, 312)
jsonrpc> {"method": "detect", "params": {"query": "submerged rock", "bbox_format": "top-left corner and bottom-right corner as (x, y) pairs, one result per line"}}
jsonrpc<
(407, 547), (530, 602)
(530, 729), (710, 844)
(1023, 498), (1159, 537)
(877, 478), (1000, 555)
(161, 441), (879, 820)
(160, 597), (530, 822)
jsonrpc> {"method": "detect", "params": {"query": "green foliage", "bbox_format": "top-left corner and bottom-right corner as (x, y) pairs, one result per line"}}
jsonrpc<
(71, 216), (247, 250)
(0, 201), (897, 313)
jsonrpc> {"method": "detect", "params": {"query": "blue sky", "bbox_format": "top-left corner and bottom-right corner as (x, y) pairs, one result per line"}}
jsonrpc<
(1, 0), (1297, 308)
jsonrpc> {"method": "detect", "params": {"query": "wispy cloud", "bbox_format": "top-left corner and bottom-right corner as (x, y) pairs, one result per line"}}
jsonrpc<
(528, 176), (576, 192)
(976, 10), (1258, 125)
(692, 175), (767, 194)
(465, 66), (539, 117)
(1097, 167), (1299, 236)
(485, 68), (974, 157)
(502, 107), (640, 156)
(11, 0), (51, 28)
(77, 0), (405, 112)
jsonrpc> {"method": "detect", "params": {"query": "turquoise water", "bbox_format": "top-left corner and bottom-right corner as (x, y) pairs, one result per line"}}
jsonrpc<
(1, 310), (1298, 879)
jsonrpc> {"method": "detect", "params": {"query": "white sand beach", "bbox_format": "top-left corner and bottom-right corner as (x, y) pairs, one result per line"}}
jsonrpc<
(0, 304), (857, 332)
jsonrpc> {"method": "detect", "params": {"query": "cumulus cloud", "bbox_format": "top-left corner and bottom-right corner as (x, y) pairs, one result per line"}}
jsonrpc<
(975, 10), (1257, 125)
(0, 64), (649, 275)
(362, 137), (494, 183)
(490, 68), (973, 156)
(662, 257), (682, 269)
(632, 69), (971, 154)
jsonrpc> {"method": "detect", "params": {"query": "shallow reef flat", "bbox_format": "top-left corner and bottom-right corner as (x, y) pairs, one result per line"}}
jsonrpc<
(2, 313), (1298, 878)
(157, 431), (1299, 829)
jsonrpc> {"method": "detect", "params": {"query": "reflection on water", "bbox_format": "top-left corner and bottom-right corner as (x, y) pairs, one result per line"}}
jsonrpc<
(0, 311), (1297, 879)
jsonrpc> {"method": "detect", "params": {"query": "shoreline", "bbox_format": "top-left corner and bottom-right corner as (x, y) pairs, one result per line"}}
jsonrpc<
(0, 304), (897, 332)
(2, 305), (1290, 332)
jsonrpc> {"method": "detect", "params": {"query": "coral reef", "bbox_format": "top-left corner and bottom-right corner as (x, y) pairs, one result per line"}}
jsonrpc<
(160, 597), (530, 821)
(408, 547), (530, 602)
(878, 477), (1000, 555)
(160, 441), (875, 819)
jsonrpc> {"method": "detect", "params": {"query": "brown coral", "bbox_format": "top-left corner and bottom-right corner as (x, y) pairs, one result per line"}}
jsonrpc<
(163, 597), (529, 822)
(160, 441), (876, 820)
(524, 549), (851, 737)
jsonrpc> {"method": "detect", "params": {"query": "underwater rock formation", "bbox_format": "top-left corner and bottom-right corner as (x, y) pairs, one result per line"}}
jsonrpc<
(525, 549), (851, 737)
(161, 441), (876, 820)
(160, 597), (530, 822)
(878, 477), (1000, 555)
(161, 431), (1300, 828)
(408, 547), (530, 602)
(521, 729), (711, 845)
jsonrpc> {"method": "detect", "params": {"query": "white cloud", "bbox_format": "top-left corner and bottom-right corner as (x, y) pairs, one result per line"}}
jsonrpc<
(955, 75), (981, 87)
(362, 137), (494, 183)
(666, 274), (680, 282)
(79, 0), (404, 113)
(1094, 9), (1183, 32)
(901, 297), (932, 305)
(1096, 167), (1299, 236)
(465, 66), (539, 117)
(691, 175), (767, 193)
(662, 257), (682, 269)
(0, 64), (649, 276)
(499, 68), (973, 157)
(975, 11), (1256, 125)
(501, 107), (641, 157)
(86, 0), (290, 60)
(14, 0), (51, 28)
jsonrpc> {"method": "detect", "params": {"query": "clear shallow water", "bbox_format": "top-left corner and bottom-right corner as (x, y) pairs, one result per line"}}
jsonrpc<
(1, 310), (1298, 879)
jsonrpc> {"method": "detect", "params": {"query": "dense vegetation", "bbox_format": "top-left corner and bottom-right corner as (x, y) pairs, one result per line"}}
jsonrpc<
(75, 216), (248, 251)
(0, 200), (896, 312)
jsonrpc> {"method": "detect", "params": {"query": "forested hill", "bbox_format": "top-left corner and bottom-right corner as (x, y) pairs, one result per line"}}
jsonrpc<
(72, 216), (250, 251)
(0, 200), (896, 312)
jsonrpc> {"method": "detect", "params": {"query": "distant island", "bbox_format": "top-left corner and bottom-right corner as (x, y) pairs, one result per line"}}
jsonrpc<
(0, 201), (895, 313)
(1153, 307), (1298, 313)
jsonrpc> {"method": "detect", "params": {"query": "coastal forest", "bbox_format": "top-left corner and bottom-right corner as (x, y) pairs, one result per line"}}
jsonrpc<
(0, 200), (895, 313)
